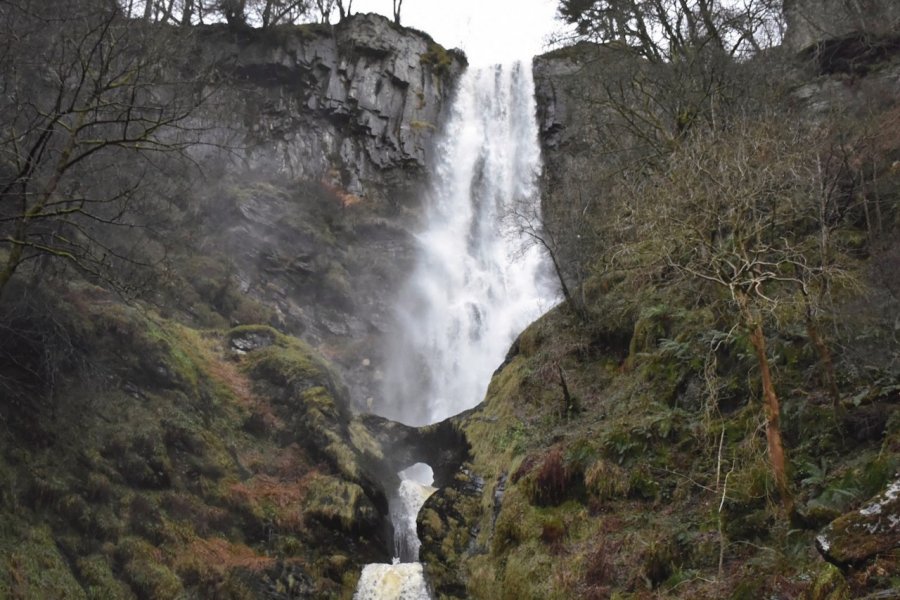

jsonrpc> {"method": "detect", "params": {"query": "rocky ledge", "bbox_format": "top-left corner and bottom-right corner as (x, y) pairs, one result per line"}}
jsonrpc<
(197, 12), (467, 197)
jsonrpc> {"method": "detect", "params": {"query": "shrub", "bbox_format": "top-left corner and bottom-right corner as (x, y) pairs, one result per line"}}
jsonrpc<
(420, 43), (453, 75)
(540, 516), (567, 554)
(584, 459), (629, 503)
(529, 448), (572, 506)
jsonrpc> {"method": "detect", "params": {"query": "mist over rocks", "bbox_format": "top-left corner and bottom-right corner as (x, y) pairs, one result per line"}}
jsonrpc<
(174, 13), (467, 412)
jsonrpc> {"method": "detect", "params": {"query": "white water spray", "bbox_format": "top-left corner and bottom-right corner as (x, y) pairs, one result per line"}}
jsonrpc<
(380, 61), (554, 427)
(355, 62), (554, 600)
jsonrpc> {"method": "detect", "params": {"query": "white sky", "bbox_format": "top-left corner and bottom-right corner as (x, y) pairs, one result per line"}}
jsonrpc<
(348, 0), (562, 65)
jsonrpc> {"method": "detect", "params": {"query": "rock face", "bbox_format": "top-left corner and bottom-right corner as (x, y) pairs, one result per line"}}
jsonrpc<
(176, 14), (467, 410)
(784, 0), (900, 52)
(532, 43), (641, 296)
(198, 13), (465, 197)
(816, 477), (900, 566)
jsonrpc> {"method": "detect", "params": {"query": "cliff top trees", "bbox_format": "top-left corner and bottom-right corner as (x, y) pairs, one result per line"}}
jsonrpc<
(558, 0), (784, 61)
(0, 0), (208, 298)
(117, 0), (359, 27)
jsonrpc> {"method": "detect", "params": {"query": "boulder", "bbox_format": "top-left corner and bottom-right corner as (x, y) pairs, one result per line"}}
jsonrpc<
(816, 477), (900, 566)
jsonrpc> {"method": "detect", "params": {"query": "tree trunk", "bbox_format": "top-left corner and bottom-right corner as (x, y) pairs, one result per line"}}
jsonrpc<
(736, 292), (793, 515)
(806, 317), (840, 407)
(742, 303), (794, 516)
(0, 243), (24, 300)
(181, 0), (194, 25)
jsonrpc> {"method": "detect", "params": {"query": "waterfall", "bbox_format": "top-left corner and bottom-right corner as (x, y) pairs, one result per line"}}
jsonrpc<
(380, 61), (554, 427)
(355, 62), (553, 600)
(390, 464), (437, 562)
(355, 465), (436, 600)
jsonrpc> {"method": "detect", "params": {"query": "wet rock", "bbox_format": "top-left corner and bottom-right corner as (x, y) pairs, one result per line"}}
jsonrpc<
(199, 13), (465, 190)
(229, 328), (276, 353)
(352, 414), (471, 488)
(816, 477), (900, 566)
(419, 466), (486, 599)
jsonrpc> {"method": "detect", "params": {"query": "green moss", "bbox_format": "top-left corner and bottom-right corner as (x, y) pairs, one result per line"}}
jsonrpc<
(123, 558), (183, 600)
(0, 525), (87, 599)
(804, 563), (850, 600)
(76, 555), (133, 600)
(348, 419), (383, 460)
(420, 507), (444, 537)
(304, 475), (375, 533)
(409, 119), (435, 131)
(244, 340), (332, 390)
(420, 42), (454, 75)
(492, 487), (531, 555)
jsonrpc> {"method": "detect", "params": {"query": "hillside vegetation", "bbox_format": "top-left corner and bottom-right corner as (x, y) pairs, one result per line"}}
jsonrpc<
(420, 2), (900, 597)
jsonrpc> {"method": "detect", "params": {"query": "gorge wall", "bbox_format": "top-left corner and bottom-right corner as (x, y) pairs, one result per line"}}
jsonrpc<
(170, 14), (468, 412)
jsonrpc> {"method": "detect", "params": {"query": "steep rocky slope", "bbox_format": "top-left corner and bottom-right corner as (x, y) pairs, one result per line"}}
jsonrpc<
(2, 5), (899, 600)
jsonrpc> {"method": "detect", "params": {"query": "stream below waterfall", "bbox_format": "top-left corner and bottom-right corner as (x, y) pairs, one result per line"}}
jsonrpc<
(354, 61), (554, 600)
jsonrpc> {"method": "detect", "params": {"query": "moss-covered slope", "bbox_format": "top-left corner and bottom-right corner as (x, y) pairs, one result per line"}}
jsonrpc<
(421, 300), (900, 599)
(0, 281), (389, 599)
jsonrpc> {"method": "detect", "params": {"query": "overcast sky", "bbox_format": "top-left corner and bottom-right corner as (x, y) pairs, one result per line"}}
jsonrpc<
(348, 0), (562, 65)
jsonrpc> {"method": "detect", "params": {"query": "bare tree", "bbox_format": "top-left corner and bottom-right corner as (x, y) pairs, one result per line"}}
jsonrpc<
(254, 0), (311, 27)
(218, 0), (247, 26)
(628, 116), (865, 516)
(557, 0), (784, 61)
(0, 0), (208, 299)
(335, 0), (351, 20)
(392, 0), (402, 25)
(312, 0), (334, 22)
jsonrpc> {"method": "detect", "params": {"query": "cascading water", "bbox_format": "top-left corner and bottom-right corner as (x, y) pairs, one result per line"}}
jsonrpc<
(380, 61), (554, 427)
(355, 465), (436, 600)
(355, 62), (555, 600)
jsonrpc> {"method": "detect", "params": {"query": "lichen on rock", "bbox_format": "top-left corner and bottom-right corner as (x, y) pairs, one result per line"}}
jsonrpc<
(816, 477), (900, 566)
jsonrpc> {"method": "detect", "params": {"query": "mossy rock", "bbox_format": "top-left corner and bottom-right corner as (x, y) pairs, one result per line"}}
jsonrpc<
(227, 325), (278, 353)
(802, 563), (850, 600)
(420, 469), (486, 598)
(816, 477), (900, 566)
(304, 475), (378, 533)
(420, 42), (454, 76)
(242, 335), (335, 397)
